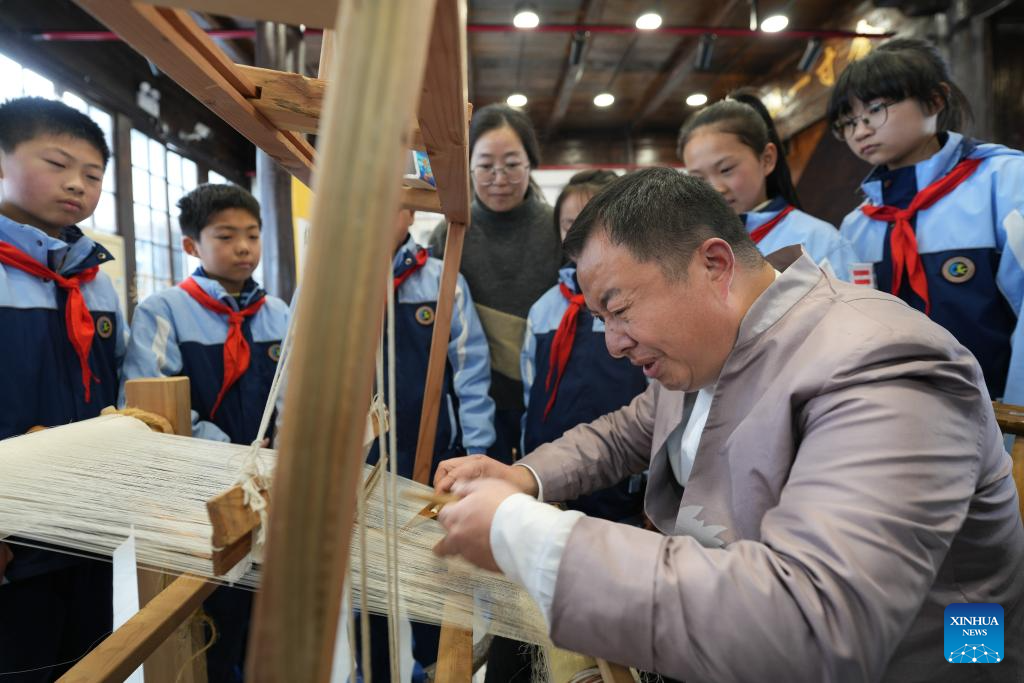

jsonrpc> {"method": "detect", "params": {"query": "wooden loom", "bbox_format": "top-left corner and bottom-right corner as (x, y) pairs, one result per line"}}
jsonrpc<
(55, 1), (635, 681)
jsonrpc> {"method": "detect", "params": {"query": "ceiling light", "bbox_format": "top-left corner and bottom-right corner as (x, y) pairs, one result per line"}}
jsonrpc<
(686, 93), (708, 107)
(760, 14), (789, 32)
(635, 12), (662, 30)
(855, 19), (886, 35)
(594, 93), (615, 107)
(506, 93), (528, 108)
(513, 6), (540, 29)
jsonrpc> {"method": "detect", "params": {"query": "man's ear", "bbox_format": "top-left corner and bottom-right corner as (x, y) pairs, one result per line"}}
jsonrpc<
(182, 234), (200, 258)
(698, 237), (737, 296)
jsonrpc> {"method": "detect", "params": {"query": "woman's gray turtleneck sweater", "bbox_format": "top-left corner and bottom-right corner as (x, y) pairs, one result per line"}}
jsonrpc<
(430, 188), (561, 411)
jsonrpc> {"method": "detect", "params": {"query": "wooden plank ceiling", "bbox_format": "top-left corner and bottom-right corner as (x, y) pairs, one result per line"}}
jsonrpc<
(1, 0), (890, 162)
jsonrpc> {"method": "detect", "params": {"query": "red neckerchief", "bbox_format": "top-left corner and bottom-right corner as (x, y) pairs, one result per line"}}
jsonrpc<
(749, 205), (795, 244)
(861, 157), (982, 315)
(179, 277), (266, 417)
(0, 241), (99, 401)
(543, 282), (586, 420)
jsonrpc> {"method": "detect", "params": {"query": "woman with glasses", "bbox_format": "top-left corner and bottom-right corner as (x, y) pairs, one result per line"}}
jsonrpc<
(429, 104), (561, 467)
(678, 91), (857, 279)
(830, 38), (1024, 404)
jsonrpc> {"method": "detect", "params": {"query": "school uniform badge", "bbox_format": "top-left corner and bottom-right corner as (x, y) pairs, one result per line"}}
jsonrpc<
(96, 315), (114, 339)
(268, 343), (283, 362)
(941, 256), (975, 284)
(415, 305), (435, 326)
(849, 263), (876, 287)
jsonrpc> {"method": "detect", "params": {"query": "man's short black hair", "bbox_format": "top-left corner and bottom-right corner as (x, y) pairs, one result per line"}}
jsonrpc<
(0, 96), (110, 165)
(177, 183), (261, 240)
(562, 167), (763, 279)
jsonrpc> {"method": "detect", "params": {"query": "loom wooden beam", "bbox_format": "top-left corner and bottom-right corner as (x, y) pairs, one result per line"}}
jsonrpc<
(207, 486), (270, 575)
(406, 5), (475, 681)
(417, 0), (472, 226)
(125, 377), (192, 438)
(434, 600), (474, 683)
(74, 0), (315, 184)
(402, 186), (443, 213)
(124, 377), (208, 683)
(246, 1), (439, 680)
(139, 0), (337, 30)
(411, 0), (470, 485)
(992, 401), (1024, 522)
(58, 574), (217, 683)
(237, 65), (472, 150)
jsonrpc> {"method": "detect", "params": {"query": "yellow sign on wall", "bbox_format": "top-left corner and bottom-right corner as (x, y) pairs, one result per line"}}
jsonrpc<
(291, 176), (313, 280)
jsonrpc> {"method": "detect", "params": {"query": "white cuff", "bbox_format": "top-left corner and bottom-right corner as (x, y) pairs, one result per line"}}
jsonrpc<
(514, 463), (544, 502)
(490, 493), (583, 625)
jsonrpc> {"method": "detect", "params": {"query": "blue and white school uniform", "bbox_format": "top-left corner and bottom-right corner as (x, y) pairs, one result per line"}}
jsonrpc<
(840, 132), (1024, 402)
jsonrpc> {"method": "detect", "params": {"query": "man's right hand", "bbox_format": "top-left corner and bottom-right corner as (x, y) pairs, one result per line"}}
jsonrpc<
(433, 454), (539, 497)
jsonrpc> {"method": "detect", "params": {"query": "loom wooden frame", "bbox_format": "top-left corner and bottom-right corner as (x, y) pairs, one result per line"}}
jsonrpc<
(62, 1), (635, 681)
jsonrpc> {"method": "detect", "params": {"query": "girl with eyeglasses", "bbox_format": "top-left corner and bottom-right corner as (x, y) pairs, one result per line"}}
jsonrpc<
(677, 91), (857, 280)
(429, 104), (561, 468)
(830, 38), (1024, 403)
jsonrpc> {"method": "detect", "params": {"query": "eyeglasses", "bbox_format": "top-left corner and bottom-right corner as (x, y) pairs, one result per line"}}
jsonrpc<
(831, 100), (895, 141)
(472, 161), (529, 186)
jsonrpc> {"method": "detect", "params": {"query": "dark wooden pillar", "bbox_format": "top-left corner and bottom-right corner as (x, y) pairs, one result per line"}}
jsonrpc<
(114, 112), (138, 319)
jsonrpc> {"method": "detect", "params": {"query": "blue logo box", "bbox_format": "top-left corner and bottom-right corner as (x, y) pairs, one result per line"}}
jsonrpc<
(944, 603), (1004, 664)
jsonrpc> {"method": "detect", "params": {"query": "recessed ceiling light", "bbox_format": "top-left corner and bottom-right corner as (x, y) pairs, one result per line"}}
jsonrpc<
(513, 8), (540, 29)
(593, 93), (615, 107)
(686, 93), (708, 107)
(506, 93), (528, 108)
(760, 15), (789, 33)
(635, 12), (662, 30)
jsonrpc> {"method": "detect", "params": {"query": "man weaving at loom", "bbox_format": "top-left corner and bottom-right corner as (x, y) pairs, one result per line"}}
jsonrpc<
(433, 168), (1024, 682)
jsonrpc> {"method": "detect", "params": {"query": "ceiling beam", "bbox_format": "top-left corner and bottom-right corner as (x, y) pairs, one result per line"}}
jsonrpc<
(545, 0), (601, 138)
(629, 0), (745, 126)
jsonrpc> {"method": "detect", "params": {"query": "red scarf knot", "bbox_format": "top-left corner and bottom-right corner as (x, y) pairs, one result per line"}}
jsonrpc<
(0, 242), (100, 401)
(861, 157), (982, 316)
(179, 277), (266, 417)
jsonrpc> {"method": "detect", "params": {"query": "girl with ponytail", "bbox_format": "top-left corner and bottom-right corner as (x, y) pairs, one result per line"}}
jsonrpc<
(678, 91), (856, 280)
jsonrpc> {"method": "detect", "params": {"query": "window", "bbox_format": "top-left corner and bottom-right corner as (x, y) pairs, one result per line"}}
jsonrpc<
(0, 51), (118, 234)
(131, 129), (199, 300)
(208, 169), (230, 185)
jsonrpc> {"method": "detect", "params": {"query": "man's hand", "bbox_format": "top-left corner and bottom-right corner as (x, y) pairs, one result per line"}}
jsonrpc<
(433, 478), (521, 572)
(433, 454), (538, 496)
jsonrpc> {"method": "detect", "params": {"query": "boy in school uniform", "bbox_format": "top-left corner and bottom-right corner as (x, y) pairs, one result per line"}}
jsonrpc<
(121, 183), (289, 681)
(359, 208), (496, 682)
(0, 96), (126, 681)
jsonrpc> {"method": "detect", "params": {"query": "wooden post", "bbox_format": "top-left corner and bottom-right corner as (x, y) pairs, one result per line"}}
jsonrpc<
(124, 377), (208, 683)
(596, 659), (636, 683)
(125, 377), (192, 437)
(245, 2), (438, 681)
(404, 4), (476, 680)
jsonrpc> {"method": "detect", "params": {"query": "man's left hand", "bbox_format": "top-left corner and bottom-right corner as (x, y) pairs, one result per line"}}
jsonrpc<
(433, 478), (521, 573)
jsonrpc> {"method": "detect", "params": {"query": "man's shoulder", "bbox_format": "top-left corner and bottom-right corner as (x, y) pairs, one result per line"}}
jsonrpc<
(794, 279), (981, 388)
